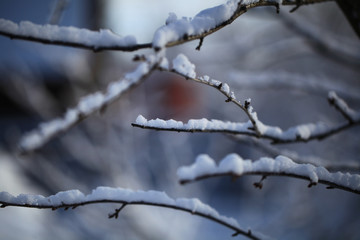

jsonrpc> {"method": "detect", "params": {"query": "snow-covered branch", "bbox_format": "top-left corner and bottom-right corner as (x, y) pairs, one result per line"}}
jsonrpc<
(165, 54), (263, 135)
(229, 135), (360, 172)
(0, 18), (151, 52)
(0, 0), (332, 52)
(19, 56), (164, 153)
(0, 187), (264, 240)
(177, 154), (360, 194)
(132, 90), (360, 144)
(152, 0), (333, 50)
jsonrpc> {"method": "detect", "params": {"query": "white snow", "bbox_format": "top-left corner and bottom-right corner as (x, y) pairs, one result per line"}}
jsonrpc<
(152, 0), (241, 49)
(134, 115), (253, 132)
(0, 186), (247, 235)
(177, 154), (360, 192)
(0, 18), (137, 49)
(172, 54), (196, 78)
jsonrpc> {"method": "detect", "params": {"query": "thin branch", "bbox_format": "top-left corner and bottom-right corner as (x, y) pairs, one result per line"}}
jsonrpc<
(132, 88), (360, 144)
(164, 54), (262, 135)
(0, 187), (264, 240)
(227, 71), (360, 100)
(279, 14), (360, 71)
(177, 154), (360, 195)
(18, 55), (163, 154)
(0, 18), (151, 52)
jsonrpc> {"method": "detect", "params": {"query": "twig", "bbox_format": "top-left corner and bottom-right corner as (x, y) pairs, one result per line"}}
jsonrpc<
(0, 187), (264, 240)
(132, 89), (360, 145)
(177, 154), (360, 195)
(0, 0), (332, 52)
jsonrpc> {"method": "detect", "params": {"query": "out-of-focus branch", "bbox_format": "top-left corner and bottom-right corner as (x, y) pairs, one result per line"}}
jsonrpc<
(177, 154), (360, 195)
(18, 55), (164, 154)
(280, 14), (360, 70)
(229, 135), (360, 172)
(0, 187), (263, 240)
(48, 0), (69, 25)
(228, 71), (360, 100)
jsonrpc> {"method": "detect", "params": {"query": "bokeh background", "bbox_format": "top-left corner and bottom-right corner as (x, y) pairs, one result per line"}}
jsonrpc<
(0, 0), (359, 239)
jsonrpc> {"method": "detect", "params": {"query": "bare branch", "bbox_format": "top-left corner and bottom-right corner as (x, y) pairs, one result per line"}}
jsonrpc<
(177, 154), (360, 195)
(279, 14), (360, 70)
(0, 187), (264, 240)
(328, 91), (359, 123)
(18, 55), (164, 154)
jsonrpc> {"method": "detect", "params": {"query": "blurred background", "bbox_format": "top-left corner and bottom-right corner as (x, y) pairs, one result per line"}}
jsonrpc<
(0, 0), (359, 239)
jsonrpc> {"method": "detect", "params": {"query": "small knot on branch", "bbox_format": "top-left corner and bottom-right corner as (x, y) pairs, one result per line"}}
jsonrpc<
(133, 54), (146, 62)
(196, 37), (204, 51)
(253, 176), (267, 189)
(308, 182), (317, 188)
(109, 204), (127, 219)
(244, 99), (251, 110)
(326, 186), (335, 190)
(274, 3), (280, 13)
(290, 0), (301, 12)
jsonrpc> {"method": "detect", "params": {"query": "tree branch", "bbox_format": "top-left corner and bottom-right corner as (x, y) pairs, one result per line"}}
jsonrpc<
(177, 154), (360, 195)
(0, 0), (333, 52)
(229, 135), (360, 172)
(0, 18), (151, 52)
(153, 0), (334, 50)
(18, 55), (164, 154)
(0, 187), (264, 240)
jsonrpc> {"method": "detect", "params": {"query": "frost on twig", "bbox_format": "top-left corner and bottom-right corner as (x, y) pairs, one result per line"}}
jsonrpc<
(19, 56), (163, 154)
(177, 154), (360, 194)
(0, 18), (151, 52)
(0, 187), (264, 240)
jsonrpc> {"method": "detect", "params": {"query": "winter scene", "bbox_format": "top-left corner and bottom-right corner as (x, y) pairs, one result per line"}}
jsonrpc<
(0, 0), (359, 239)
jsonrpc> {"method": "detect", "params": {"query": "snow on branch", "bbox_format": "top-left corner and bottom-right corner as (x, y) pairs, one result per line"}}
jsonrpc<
(229, 135), (360, 173)
(0, 0), (332, 52)
(152, 0), (333, 50)
(19, 55), (164, 153)
(0, 18), (151, 52)
(133, 54), (360, 144)
(0, 187), (264, 240)
(177, 154), (360, 194)
(167, 54), (263, 135)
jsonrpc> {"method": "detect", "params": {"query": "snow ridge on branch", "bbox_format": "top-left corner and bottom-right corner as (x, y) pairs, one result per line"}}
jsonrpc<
(19, 56), (165, 153)
(0, 18), (151, 51)
(177, 154), (360, 194)
(0, 187), (263, 240)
